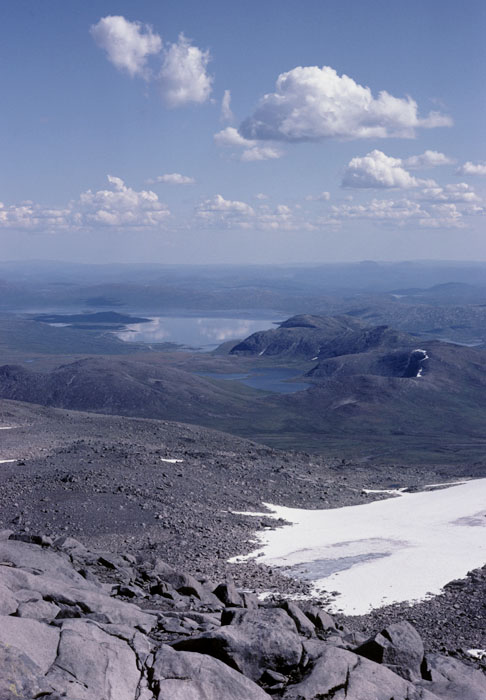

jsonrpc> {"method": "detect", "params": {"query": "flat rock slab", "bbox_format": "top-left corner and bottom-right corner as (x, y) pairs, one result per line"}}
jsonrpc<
(0, 615), (59, 673)
(46, 619), (141, 700)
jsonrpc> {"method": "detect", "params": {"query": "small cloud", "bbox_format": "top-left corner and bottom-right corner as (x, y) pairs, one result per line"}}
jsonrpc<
(255, 193), (269, 200)
(90, 16), (162, 78)
(221, 90), (234, 122)
(148, 173), (196, 185)
(196, 194), (255, 223)
(159, 33), (212, 107)
(305, 191), (331, 201)
(405, 150), (455, 169)
(456, 161), (486, 176)
(214, 127), (283, 161)
(342, 150), (421, 189)
(419, 182), (479, 204)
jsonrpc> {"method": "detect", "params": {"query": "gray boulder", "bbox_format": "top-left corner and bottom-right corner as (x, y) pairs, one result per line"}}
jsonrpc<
(281, 600), (316, 638)
(46, 619), (141, 700)
(0, 581), (18, 615)
(151, 644), (271, 699)
(174, 607), (302, 681)
(420, 653), (486, 700)
(0, 615), (60, 673)
(354, 620), (426, 680)
(0, 641), (54, 699)
(283, 645), (440, 700)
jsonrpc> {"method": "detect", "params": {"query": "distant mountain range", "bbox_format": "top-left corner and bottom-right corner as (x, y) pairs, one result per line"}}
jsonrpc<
(0, 314), (485, 465)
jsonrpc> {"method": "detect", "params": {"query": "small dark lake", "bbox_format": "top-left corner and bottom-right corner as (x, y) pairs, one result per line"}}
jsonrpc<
(196, 368), (309, 394)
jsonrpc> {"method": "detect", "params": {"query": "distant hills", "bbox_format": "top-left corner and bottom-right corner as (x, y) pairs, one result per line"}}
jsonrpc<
(0, 314), (485, 465)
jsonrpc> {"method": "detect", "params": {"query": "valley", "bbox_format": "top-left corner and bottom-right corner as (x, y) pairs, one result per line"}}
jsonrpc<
(1, 261), (485, 695)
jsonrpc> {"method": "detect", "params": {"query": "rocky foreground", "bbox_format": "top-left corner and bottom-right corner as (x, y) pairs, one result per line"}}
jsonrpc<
(1, 531), (485, 700)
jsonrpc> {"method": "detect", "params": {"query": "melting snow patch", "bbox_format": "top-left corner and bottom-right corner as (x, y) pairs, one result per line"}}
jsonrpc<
(362, 488), (408, 496)
(413, 349), (429, 378)
(229, 478), (486, 615)
(160, 458), (184, 464)
(467, 649), (486, 661)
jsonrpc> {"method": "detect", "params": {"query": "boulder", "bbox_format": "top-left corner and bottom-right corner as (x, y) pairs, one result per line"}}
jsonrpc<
(0, 539), (87, 586)
(17, 598), (60, 621)
(46, 619), (141, 700)
(420, 653), (486, 700)
(303, 604), (336, 632)
(354, 620), (425, 680)
(213, 581), (245, 607)
(174, 607), (302, 681)
(0, 642), (53, 700)
(0, 581), (18, 614)
(0, 615), (59, 673)
(281, 600), (315, 638)
(151, 644), (271, 699)
(283, 645), (440, 700)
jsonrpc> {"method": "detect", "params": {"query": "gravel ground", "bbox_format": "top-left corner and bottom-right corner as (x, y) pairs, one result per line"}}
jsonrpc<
(0, 397), (484, 667)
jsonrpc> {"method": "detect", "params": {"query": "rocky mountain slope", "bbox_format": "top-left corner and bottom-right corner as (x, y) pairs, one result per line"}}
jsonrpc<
(1, 533), (485, 699)
(229, 314), (367, 359)
(0, 356), (261, 427)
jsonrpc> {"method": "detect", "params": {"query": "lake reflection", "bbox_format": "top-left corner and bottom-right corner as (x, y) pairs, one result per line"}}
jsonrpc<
(115, 315), (280, 350)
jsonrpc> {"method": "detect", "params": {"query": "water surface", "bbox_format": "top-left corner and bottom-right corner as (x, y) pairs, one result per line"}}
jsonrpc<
(116, 315), (280, 350)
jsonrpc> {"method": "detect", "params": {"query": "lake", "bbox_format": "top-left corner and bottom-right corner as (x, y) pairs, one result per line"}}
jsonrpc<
(196, 368), (309, 394)
(115, 314), (281, 351)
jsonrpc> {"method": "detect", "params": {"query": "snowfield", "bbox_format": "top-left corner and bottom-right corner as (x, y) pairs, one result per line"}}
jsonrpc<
(231, 478), (486, 615)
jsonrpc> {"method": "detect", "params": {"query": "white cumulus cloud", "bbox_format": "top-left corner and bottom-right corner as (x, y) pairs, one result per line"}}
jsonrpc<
(0, 176), (171, 232)
(76, 175), (171, 227)
(90, 16), (162, 78)
(196, 194), (255, 227)
(240, 66), (452, 142)
(147, 173), (195, 185)
(214, 127), (283, 162)
(419, 182), (479, 204)
(405, 150), (455, 169)
(159, 34), (212, 107)
(456, 161), (486, 176)
(342, 150), (421, 188)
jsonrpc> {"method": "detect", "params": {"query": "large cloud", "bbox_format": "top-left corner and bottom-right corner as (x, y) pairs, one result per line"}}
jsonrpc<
(342, 150), (421, 188)
(456, 161), (486, 176)
(214, 127), (283, 161)
(240, 66), (452, 142)
(159, 34), (212, 107)
(90, 16), (162, 78)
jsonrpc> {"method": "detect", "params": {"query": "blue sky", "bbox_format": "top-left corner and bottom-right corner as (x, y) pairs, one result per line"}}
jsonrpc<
(0, 0), (485, 263)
